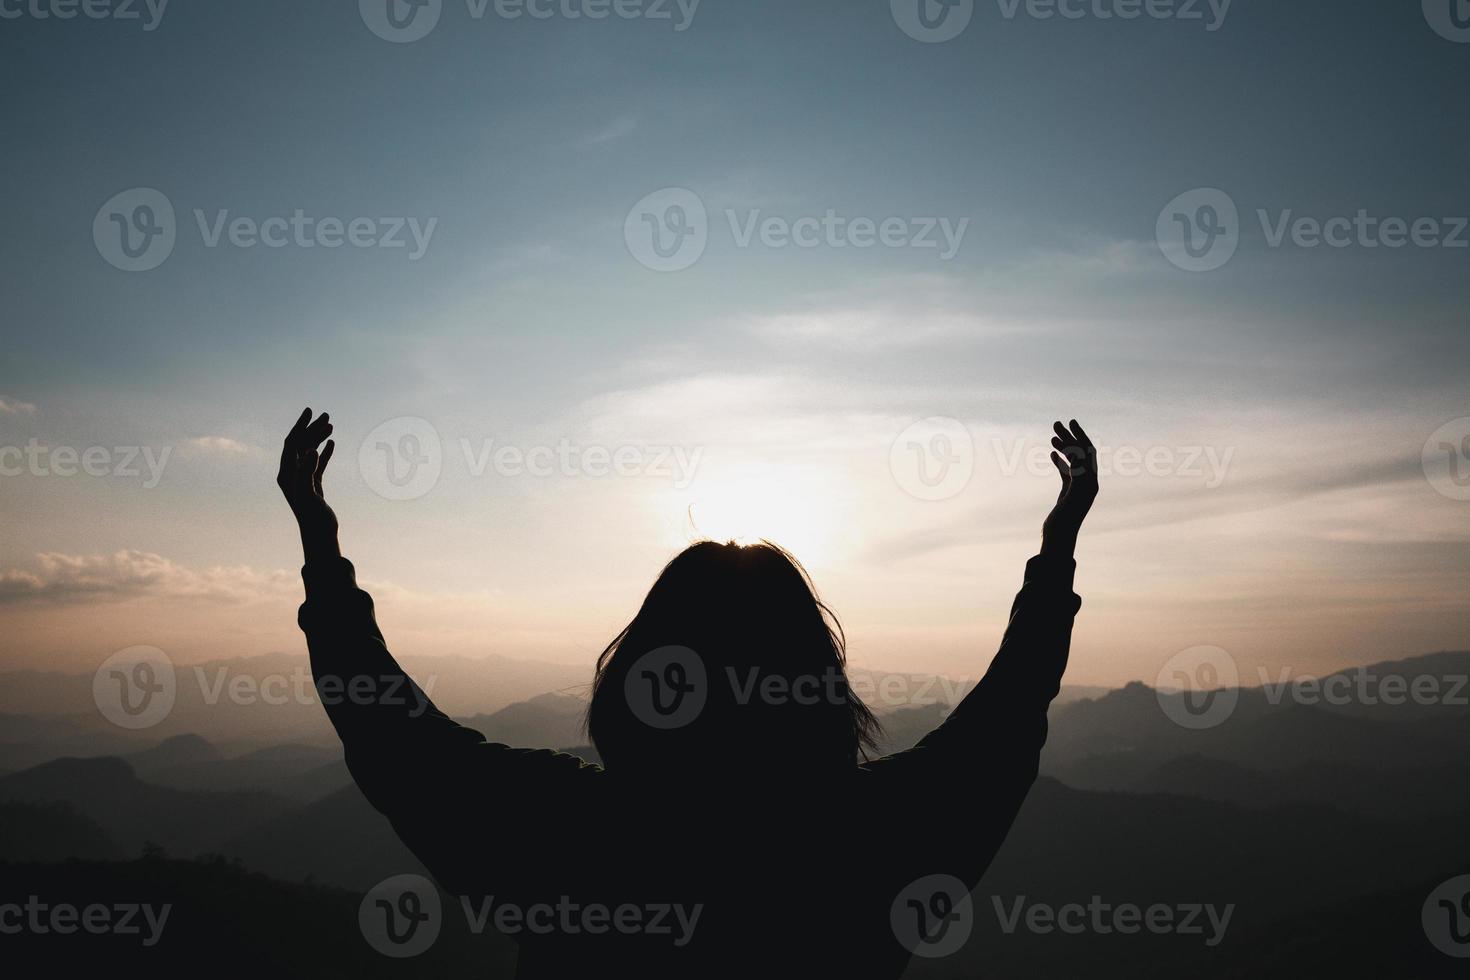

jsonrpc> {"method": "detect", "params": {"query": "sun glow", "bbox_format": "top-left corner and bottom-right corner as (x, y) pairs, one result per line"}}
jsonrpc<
(653, 463), (856, 569)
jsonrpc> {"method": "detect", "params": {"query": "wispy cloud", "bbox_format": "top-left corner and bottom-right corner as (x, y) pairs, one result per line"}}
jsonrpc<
(0, 396), (37, 415)
(865, 452), (1438, 564)
(0, 552), (296, 606)
(742, 307), (1010, 352)
(578, 114), (637, 146)
(184, 436), (259, 457)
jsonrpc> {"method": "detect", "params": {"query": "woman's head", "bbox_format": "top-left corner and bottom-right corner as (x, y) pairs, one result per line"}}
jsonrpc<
(587, 540), (879, 775)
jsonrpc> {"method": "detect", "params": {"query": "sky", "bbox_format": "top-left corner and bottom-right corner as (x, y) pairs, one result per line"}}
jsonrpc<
(0, 0), (1467, 690)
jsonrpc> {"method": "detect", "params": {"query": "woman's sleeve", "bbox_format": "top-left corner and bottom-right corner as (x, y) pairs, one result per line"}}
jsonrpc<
(296, 556), (593, 893)
(864, 554), (1082, 887)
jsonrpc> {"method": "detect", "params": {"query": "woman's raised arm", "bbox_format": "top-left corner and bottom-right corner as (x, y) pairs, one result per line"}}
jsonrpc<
(866, 421), (1098, 885)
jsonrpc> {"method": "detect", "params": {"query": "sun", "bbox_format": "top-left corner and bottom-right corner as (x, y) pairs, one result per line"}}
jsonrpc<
(653, 463), (854, 569)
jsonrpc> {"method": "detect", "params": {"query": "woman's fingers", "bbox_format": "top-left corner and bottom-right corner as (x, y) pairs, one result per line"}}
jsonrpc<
(1052, 419), (1099, 478)
(313, 439), (335, 496)
(303, 412), (331, 447)
(278, 407), (312, 488)
(279, 409), (332, 500)
(1068, 420), (1099, 481)
(298, 418), (332, 492)
(1069, 419), (1096, 454)
(1053, 425), (1088, 470)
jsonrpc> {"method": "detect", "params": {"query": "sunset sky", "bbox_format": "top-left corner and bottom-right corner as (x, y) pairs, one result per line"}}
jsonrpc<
(1, 0), (1467, 689)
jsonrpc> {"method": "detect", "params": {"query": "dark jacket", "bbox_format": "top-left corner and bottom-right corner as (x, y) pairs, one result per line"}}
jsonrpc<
(298, 554), (1081, 978)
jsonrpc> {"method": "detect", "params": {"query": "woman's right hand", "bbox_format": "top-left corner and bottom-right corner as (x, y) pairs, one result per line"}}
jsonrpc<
(1041, 419), (1098, 557)
(277, 408), (341, 562)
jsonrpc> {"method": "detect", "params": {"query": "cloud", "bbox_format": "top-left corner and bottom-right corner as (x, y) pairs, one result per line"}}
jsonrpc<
(578, 115), (637, 146)
(0, 550), (517, 622)
(577, 371), (898, 451)
(1009, 238), (1157, 279)
(865, 451), (1435, 564)
(0, 552), (296, 606)
(0, 396), (37, 415)
(742, 308), (990, 352)
(185, 436), (259, 456)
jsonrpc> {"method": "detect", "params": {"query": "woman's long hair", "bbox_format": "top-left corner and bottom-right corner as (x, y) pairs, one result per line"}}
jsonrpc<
(586, 540), (880, 774)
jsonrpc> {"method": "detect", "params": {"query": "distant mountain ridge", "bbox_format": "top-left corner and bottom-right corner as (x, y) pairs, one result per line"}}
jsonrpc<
(0, 650), (1465, 976)
(0, 756), (293, 855)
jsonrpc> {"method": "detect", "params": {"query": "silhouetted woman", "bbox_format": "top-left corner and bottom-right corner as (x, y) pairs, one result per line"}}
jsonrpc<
(278, 409), (1098, 978)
